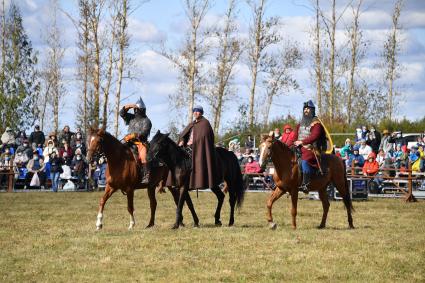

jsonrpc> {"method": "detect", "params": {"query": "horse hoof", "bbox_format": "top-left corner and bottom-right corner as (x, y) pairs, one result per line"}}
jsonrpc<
(171, 224), (180, 230)
(96, 225), (103, 231)
(269, 222), (277, 230)
(317, 225), (325, 229)
(193, 223), (200, 228)
(349, 225), (355, 229)
(215, 220), (222, 227)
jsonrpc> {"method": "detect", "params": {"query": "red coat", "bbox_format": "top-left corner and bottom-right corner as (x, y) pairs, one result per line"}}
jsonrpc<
(280, 125), (296, 146)
(244, 161), (261, 173)
(295, 120), (324, 168)
(362, 160), (379, 176)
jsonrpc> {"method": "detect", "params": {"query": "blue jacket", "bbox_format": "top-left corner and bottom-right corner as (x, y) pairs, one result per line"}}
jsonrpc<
(348, 153), (364, 167)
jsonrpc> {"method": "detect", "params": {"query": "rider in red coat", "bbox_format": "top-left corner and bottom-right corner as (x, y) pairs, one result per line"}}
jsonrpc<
(294, 100), (326, 193)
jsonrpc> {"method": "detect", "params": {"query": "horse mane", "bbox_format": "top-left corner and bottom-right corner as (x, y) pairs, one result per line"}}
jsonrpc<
(154, 133), (190, 170)
(101, 131), (132, 158)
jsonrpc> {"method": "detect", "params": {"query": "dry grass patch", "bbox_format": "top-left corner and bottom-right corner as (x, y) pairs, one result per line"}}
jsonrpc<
(0, 191), (424, 282)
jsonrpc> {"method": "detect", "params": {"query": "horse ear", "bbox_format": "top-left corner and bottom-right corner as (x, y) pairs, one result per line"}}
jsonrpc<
(98, 126), (106, 136)
(165, 133), (170, 138)
(156, 130), (160, 135)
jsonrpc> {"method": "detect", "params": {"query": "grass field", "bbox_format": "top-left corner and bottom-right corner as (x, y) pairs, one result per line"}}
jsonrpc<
(1, 190), (424, 282)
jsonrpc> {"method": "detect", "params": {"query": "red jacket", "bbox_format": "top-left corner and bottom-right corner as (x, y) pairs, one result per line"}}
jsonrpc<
(280, 124), (296, 146)
(362, 152), (379, 176)
(244, 161), (261, 173)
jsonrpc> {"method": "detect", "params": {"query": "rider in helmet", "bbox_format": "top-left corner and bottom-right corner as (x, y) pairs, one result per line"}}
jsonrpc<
(294, 100), (326, 193)
(120, 97), (152, 183)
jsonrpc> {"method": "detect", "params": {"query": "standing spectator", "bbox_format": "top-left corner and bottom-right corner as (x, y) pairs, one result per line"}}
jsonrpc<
(1, 127), (16, 148)
(72, 153), (87, 190)
(28, 125), (45, 149)
(280, 124), (296, 146)
(72, 138), (86, 156)
(355, 127), (363, 143)
(245, 135), (254, 150)
(367, 126), (381, 154)
(49, 151), (63, 192)
(26, 151), (46, 188)
(13, 151), (29, 168)
(59, 140), (73, 159)
(361, 125), (369, 140)
(273, 128), (281, 140)
(359, 139), (372, 160)
(14, 130), (27, 148)
(15, 140), (33, 160)
(43, 140), (59, 163)
(93, 156), (107, 189)
(48, 132), (59, 148)
(59, 125), (74, 146)
(391, 131), (404, 146)
(379, 129), (394, 153)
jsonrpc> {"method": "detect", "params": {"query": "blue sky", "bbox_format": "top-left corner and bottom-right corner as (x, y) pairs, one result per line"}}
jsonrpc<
(11, 0), (425, 135)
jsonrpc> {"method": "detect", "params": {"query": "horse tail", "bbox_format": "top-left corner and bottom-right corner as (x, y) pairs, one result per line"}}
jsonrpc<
(221, 148), (246, 208)
(342, 159), (355, 213)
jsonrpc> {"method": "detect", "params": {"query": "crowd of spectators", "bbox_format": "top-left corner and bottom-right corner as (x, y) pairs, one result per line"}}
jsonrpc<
(0, 125), (107, 191)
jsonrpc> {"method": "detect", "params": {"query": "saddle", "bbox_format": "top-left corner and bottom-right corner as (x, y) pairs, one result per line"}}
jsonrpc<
(294, 147), (328, 180)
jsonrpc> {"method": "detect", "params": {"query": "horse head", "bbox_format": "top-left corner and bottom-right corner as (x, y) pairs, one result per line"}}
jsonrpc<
(259, 136), (275, 168)
(147, 130), (170, 162)
(87, 126), (106, 162)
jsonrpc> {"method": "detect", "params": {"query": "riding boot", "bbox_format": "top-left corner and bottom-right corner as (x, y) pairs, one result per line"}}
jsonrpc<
(299, 172), (311, 194)
(141, 163), (150, 184)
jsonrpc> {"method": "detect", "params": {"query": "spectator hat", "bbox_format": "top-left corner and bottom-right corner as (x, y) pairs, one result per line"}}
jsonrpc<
(383, 129), (390, 135)
(353, 144), (360, 151)
(192, 105), (204, 114)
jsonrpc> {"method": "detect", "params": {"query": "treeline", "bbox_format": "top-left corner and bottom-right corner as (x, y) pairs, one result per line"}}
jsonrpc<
(0, 0), (412, 138)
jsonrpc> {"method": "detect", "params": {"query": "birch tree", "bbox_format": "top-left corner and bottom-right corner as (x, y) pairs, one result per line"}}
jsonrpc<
(246, 0), (280, 128)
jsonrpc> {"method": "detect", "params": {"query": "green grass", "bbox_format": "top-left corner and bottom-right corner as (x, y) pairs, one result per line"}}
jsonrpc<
(0, 191), (424, 282)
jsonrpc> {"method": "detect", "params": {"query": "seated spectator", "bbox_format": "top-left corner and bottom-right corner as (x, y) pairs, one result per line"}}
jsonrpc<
(382, 158), (396, 178)
(348, 145), (364, 171)
(359, 139), (372, 160)
(13, 151), (29, 168)
(244, 135), (254, 150)
(43, 139), (59, 164)
(26, 151), (46, 188)
(280, 124), (296, 146)
(340, 138), (352, 160)
(410, 145), (422, 172)
(363, 152), (379, 176)
(72, 153), (87, 190)
(16, 140), (33, 160)
(241, 148), (255, 166)
(59, 140), (73, 159)
(14, 130), (27, 148)
(244, 156), (261, 174)
(376, 149), (386, 168)
(59, 125), (74, 146)
(49, 152), (63, 192)
(1, 127), (16, 148)
(71, 127), (85, 147)
(28, 125), (45, 149)
(393, 144), (405, 169)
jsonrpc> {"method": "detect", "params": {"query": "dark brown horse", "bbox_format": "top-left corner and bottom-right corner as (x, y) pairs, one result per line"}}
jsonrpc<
(148, 131), (245, 229)
(260, 137), (354, 229)
(87, 127), (178, 230)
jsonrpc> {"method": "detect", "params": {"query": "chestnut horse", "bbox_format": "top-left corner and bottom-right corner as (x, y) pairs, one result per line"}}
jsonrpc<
(261, 137), (354, 229)
(87, 128), (180, 230)
(148, 131), (245, 228)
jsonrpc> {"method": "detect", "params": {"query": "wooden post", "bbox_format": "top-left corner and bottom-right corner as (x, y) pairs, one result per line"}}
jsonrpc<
(405, 161), (417, 202)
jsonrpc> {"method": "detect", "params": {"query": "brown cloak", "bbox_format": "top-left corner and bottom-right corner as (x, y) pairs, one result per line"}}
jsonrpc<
(178, 116), (221, 189)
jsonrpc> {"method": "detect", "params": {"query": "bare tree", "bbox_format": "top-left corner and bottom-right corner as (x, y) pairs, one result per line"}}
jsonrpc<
(206, 0), (243, 135)
(262, 44), (302, 126)
(312, 0), (323, 116)
(246, 0), (280, 128)
(0, 0), (5, 101)
(382, 0), (403, 122)
(159, 0), (211, 125)
(113, 0), (129, 137)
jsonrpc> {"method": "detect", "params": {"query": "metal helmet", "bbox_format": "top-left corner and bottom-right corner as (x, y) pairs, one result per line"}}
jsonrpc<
(303, 100), (315, 109)
(135, 97), (146, 109)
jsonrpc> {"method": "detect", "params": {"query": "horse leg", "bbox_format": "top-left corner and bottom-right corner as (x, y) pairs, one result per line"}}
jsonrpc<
(172, 186), (187, 229)
(146, 185), (157, 228)
(318, 187), (330, 229)
(266, 187), (285, 230)
(127, 189), (136, 230)
(335, 178), (355, 229)
(211, 186), (225, 226)
(228, 190), (236, 227)
(183, 191), (200, 227)
(96, 184), (116, 230)
(290, 188), (299, 230)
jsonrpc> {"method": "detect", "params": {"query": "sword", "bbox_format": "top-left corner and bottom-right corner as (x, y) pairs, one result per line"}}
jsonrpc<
(312, 148), (324, 175)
